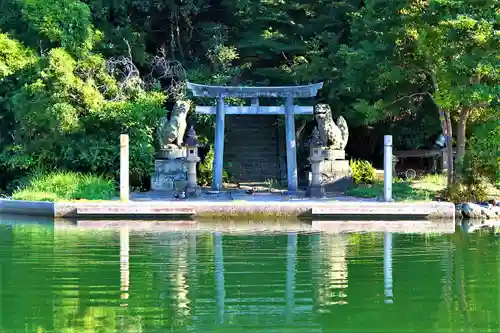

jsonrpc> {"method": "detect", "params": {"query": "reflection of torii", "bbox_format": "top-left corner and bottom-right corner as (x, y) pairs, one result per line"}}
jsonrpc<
(213, 232), (299, 325)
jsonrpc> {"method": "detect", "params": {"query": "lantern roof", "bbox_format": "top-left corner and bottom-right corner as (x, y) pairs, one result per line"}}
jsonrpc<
(184, 126), (198, 147)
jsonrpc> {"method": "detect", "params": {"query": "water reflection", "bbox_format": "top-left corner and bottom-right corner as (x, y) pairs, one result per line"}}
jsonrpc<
(314, 234), (349, 310)
(0, 217), (498, 332)
(214, 232), (225, 325)
(120, 226), (129, 305)
(384, 232), (393, 304)
(285, 232), (297, 322)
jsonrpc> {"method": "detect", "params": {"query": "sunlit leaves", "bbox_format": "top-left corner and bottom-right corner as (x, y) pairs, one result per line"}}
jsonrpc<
(0, 33), (36, 80)
(21, 0), (97, 53)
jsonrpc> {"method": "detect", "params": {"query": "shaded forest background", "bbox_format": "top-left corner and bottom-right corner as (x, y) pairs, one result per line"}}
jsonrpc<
(0, 0), (497, 190)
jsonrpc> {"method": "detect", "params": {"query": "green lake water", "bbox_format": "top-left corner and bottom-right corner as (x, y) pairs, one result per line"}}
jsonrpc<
(0, 218), (498, 332)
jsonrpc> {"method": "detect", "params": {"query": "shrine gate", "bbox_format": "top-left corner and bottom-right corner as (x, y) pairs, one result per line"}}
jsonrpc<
(186, 82), (324, 192)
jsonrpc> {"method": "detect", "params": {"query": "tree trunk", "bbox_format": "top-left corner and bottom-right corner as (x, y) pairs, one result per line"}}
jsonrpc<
(455, 108), (470, 168)
(295, 118), (307, 141)
(444, 112), (455, 185)
(439, 108), (454, 188)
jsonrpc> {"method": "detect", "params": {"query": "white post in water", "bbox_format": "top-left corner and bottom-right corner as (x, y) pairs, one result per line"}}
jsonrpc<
(383, 135), (393, 202)
(120, 134), (130, 201)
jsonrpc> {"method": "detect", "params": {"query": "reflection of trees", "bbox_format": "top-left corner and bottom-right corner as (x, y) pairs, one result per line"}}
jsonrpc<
(442, 229), (500, 332)
(1, 225), (54, 332)
(52, 229), (120, 333)
(1, 225), (500, 332)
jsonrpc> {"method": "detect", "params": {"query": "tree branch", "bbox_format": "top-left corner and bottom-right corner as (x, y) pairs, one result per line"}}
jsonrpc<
(123, 38), (133, 60)
(388, 92), (429, 106)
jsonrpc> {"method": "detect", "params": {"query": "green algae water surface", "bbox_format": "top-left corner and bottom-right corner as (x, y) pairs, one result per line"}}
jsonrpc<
(0, 218), (498, 332)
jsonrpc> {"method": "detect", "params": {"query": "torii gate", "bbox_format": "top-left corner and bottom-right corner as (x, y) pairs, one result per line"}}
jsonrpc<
(186, 82), (324, 192)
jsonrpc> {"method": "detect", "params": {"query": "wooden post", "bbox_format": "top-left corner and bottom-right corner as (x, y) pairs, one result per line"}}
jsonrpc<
(120, 134), (129, 201)
(284, 96), (298, 192)
(213, 96), (225, 191)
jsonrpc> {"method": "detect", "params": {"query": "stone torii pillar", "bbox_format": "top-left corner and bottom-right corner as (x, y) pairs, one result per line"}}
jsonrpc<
(186, 82), (324, 192)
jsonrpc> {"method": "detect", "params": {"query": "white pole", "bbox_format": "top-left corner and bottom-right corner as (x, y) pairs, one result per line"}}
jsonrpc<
(120, 134), (130, 202)
(383, 135), (393, 202)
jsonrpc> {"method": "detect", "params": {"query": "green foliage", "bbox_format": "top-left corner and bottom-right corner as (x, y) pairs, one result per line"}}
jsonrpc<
(442, 181), (489, 204)
(22, 0), (97, 53)
(346, 181), (435, 202)
(414, 1), (499, 112)
(444, 117), (500, 203)
(349, 159), (376, 184)
(198, 146), (215, 187)
(0, 33), (36, 80)
(0, 47), (166, 185)
(12, 171), (116, 201)
(462, 117), (500, 185)
(198, 146), (228, 187)
(0, 0), (498, 190)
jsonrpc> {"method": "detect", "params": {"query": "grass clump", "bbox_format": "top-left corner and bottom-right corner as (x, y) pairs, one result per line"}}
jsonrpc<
(346, 174), (445, 201)
(346, 173), (499, 202)
(12, 171), (116, 202)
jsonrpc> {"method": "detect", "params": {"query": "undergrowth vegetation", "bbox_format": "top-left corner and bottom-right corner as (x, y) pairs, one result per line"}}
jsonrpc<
(11, 171), (116, 202)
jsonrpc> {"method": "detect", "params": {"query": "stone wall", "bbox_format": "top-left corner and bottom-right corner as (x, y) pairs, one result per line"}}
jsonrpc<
(320, 159), (353, 192)
(151, 159), (187, 192)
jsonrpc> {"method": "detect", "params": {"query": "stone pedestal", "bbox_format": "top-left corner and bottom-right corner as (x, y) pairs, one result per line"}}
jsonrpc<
(151, 158), (187, 192)
(306, 185), (326, 198)
(323, 149), (345, 161)
(320, 159), (353, 192)
(157, 146), (186, 159)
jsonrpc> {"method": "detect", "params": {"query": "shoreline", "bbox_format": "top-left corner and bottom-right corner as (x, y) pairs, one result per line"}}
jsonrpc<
(0, 198), (456, 221)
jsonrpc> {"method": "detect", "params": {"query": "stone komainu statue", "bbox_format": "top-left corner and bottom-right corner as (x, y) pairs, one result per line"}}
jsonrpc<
(158, 100), (191, 149)
(313, 103), (349, 150)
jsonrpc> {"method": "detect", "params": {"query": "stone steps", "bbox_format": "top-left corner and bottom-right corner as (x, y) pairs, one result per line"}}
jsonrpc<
(224, 115), (284, 182)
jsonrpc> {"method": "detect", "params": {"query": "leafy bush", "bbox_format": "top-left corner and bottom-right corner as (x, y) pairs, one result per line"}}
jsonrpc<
(462, 117), (499, 186)
(12, 171), (116, 201)
(198, 145), (229, 187)
(0, 48), (166, 187)
(0, 33), (36, 80)
(350, 159), (376, 184)
(198, 146), (215, 186)
(441, 116), (500, 203)
(442, 181), (489, 203)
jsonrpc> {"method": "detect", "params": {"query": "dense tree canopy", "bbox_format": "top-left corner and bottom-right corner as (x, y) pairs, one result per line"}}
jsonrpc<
(0, 0), (498, 189)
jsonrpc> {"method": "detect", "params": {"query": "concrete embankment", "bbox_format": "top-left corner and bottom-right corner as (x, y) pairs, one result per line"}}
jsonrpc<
(0, 198), (456, 221)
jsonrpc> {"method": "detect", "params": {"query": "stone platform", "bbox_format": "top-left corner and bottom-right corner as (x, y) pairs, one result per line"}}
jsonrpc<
(0, 190), (456, 222)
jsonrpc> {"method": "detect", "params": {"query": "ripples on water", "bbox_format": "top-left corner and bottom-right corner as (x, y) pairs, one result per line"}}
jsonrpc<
(0, 218), (498, 332)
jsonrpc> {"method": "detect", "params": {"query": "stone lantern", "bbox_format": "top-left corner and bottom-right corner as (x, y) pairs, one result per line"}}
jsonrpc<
(306, 127), (326, 198)
(184, 126), (201, 197)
